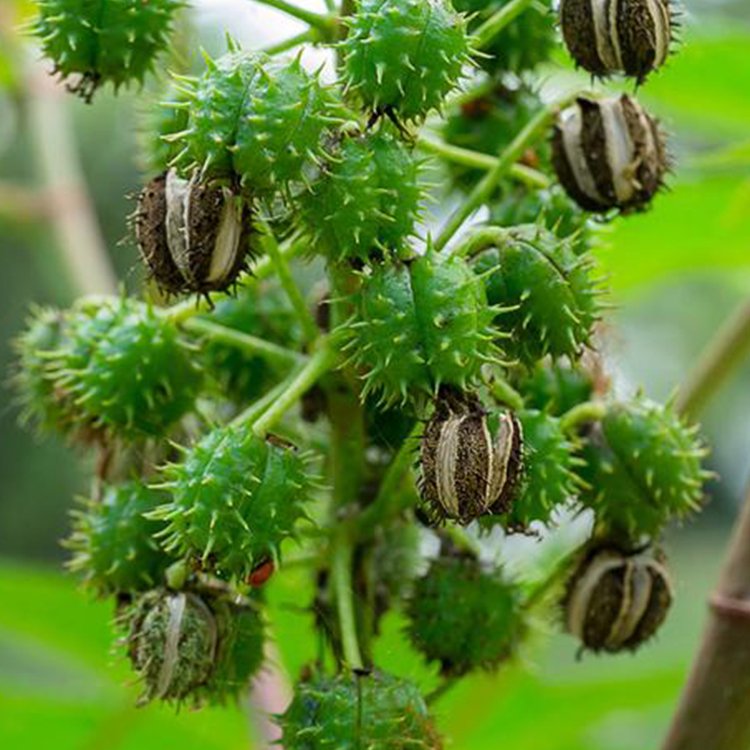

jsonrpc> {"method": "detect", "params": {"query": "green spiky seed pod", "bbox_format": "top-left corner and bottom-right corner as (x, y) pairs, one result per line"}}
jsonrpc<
(406, 552), (524, 675)
(171, 48), (340, 191)
(452, 0), (557, 74)
(202, 281), (302, 403)
(342, 0), (472, 122)
(153, 424), (314, 579)
(67, 481), (173, 595)
(12, 306), (82, 440)
(564, 545), (673, 653)
(279, 670), (442, 749)
(299, 129), (422, 263)
(578, 398), (709, 537)
(139, 83), (190, 173)
(508, 410), (581, 528)
(342, 252), (499, 406)
(127, 590), (218, 705)
(513, 360), (597, 417)
(33, 0), (182, 101)
(51, 299), (202, 439)
(441, 80), (547, 193)
(474, 225), (602, 365)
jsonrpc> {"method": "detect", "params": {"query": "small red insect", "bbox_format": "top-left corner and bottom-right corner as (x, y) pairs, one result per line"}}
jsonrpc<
(247, 560), (275, 588)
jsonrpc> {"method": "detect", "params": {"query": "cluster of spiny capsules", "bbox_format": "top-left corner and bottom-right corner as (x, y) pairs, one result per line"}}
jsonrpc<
(15, 0), (708, 746)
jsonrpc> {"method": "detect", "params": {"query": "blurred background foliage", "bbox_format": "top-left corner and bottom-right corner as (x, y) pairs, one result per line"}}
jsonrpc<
(0, 0), (749, 748)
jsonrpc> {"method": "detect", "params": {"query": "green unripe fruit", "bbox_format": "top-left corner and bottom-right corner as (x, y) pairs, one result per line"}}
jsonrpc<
(510, 409), (581, 527)
(139, 83), (190, 173)
(514, 360), (597, 417)
(299, 129), (422, 262)
(474, 225), (602, 365)
(67, 481), (173, 595)
(153, 424), (314, 580)
(202, 281), (302, 403)
(279, 670), (442, 749)
(579, 398), (709, 537)
(342, 0), (472, 122)
(52, 299), (202, 439)
(406, 552), (524, 675)
(342, 252), (500, 406)
(452, 0), (556, 74)
(34, 0), (182, 101)
(172, 49), (340, 191)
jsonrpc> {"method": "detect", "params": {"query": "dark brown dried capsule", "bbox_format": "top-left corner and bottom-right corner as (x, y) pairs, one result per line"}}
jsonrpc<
(560, 0), (674, 84)
(564, 546), (673, 653)
(551, 95), (668, 213)
(419, 393), (523, 525)
(134, 170), (253, 296)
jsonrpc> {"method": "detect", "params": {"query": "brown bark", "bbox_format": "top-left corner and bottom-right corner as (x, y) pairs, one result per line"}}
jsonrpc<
(662, 483), (750, 750)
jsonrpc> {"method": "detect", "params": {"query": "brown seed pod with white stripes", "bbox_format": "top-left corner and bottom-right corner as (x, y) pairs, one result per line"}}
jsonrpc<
(551, 95), (668, 213)
(134, 170), (253, 297)
(419, 392), (523, 525)
(564, 546), (673, 653)
(560, 0), (675, 83)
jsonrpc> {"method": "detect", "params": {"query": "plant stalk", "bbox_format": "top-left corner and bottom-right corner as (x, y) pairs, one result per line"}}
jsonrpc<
(250, 0), (334, 33)
(473, 0), (537, 51)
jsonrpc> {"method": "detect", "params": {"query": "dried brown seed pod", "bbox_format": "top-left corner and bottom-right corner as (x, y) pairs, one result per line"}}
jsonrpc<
(560, 0), (674, 83)
(419, 393), (523, 525)
(134, 170), (253, 296)
(564, 546), (673, 653)
(551, 94), (668, 213)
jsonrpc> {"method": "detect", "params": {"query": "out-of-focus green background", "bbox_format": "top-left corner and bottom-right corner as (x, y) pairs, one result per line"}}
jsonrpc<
(1, 1), (749, 748)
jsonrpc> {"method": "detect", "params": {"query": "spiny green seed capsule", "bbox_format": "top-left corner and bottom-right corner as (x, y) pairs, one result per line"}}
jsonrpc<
(34, 0), (181, 101)
(139, 83), (190, 173)
(564, 546), (673, 653)
(419, 391), (523, 525)
(342, 0), (472, 122)
(279, 670), (443, 749)
(579, 398), (709, 537)
(560, 0), (674, 83)
(51, 299), (202, 439)
(67, 481), (172, 595)
(406, 552), (524, 675)
(473, 225), (602, 365)
(134, 170), (253, 297)
(126, 590), (265, 705)
(341, 253), (499, 406)
(551, 95), (668, 213)
(452, 0), (557, 74)
(169, 48), (340, 191)
(513, 360), (597, 417)
(508, 409), (581, 528)
(152, 425), (314, 580)
(299, 129), (422, 263)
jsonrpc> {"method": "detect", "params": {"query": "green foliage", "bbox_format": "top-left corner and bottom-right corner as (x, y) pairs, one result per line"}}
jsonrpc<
(513, 360), (596, 416)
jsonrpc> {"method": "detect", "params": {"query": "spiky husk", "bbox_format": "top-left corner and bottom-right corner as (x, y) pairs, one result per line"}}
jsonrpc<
(278, 670), (442, 749)
(67, 481), (173, 595)
(452, 0), (557, 74)
(513, 360), (596, 416)
(405, 553), (524, 676)
(152, 424), (314, 580)
(139, 82), (190, 173)
(509, 409), (581, 527)
(50, 298), (202, 440)
(342, 0), (472, 122)
(578, 398), (709, 537)
(341, 252), (499, 406)
(34, 0), (181, 100)
(171, 49), (340, 191)
(298, 129), (422, 262)
(474, 225), (601, 365)
(201, 281), (303, 403)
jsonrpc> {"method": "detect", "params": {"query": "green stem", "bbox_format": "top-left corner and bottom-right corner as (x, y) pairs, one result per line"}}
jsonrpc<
(250, 0), (334, 33)
(263, 28), (319, 55)
(474, 0), (537, 50)
(426, 677), (459, 705)
(434, 97), (576, 253)
(332, 527), (364, 671)
(418, 134), (551, 189)
(559, 400), (607, 434)
(251, 342), (337, 436)
(259, 224), (320, 344)
(183, 317), (305, 369)
(489, 376), (525, 412)
(231, 376), (293, 429)
(676, 298), (750, 418)
(523, 550), (577, 611)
